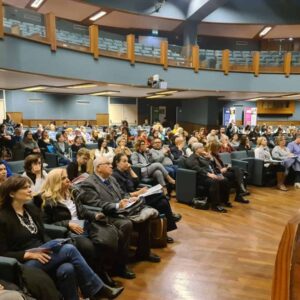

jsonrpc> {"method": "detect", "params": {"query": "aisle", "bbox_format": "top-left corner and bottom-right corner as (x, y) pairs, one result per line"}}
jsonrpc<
(116, 187), (300, 300)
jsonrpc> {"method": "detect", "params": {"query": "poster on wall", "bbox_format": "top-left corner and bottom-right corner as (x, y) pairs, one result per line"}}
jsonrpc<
(244, 107), (257, 126)
(223, 107), (236, 126)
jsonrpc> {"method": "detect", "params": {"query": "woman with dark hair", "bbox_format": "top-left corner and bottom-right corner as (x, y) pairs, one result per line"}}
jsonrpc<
(0, 162), (7, 185)
(95, 138), (115, 163)
(53, 133), (72, 165)
(38, 130), (53, 154)
(67, 148), (90, 181)
(71, 136), (84, 157)
(237, 135), (251, 151)
(106, 131), (117, 148)
(21, 130), (40, 158)
(22, 154), (47, 195)
(0, 176), (124, 300)
(112, 153), (180, 243)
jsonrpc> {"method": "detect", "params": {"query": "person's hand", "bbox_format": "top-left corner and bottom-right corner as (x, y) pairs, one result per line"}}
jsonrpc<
(68, 221), (84, 234)
(220, 167), (227, 174)
(95, 212), (105, 220)
(207, 173), (218, 179)
(33, 148), (40, 153)
(24, 250), (52, 264)
(119, 198), (137, 209)
(138, 186), (148, 195)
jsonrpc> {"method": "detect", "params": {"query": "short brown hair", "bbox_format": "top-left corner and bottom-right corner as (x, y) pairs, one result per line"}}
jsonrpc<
(24, 154), (41, 174)
(0, 175), (31, 208)
(77, 148), (90, 159)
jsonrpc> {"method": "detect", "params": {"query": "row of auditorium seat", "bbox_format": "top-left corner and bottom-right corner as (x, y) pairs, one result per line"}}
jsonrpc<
(4, 16), (300, 67)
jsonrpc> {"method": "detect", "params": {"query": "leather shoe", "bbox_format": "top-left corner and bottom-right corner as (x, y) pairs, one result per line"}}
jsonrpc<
(115, 265), (136, 279)
(99, 271), (118, 287)
(172, 213), (182, 222)
(136, 253), (161, 263)
(240, 191), (250, 196)
(211, 205), (227, 213)
(167, 236), (174, 243)
(224, 202), (233, 208)
(92, 285), (124, 299)
(235, 196), (250, 204)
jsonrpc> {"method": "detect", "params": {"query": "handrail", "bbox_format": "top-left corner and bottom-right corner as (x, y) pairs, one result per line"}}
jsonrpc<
(2, 4), (300, 76)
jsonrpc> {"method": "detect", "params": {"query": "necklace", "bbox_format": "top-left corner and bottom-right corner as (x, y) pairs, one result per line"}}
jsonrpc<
(16, 209), (38, 234)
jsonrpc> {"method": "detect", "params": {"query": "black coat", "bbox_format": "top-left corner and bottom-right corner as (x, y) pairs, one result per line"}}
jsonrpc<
(185, 153), (213, 178)
(0, 198), (48, 262)
(67, 162), (87, 181)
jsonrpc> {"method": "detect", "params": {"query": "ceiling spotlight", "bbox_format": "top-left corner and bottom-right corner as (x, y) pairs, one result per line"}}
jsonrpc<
(90, 91), (119, 96)
(156, 90), (178, 95)
(67, 84), (98, 89)
(259, 26), (272, 37)
(23, 86), (46, 92)
(146, 95), (167, 99)
(31, 0), (44, 9)
(89, 11), (107, 22)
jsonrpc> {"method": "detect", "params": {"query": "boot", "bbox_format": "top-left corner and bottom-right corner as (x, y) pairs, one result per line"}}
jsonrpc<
(277, 172), (288, 191)
(166, 175), (176, 185)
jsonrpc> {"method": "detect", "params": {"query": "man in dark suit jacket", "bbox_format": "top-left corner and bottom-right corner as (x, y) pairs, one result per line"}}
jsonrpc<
(78, 157), (161, 267)
(185, 143), (230, 213)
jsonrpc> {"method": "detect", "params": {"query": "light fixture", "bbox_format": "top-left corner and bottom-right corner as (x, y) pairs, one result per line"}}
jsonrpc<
(67, 84), (98, 89)
(156, 90), (178, 95)
(23, 86), (46, 92)
(31, 0), (44, 9)
(90, 91), (119, 96)
(146, 95), (167, 99)
(89, 11), (107, 22)
(289, 37), (294, 41)
(246, 97), (264, 101)
(259, 26), (272, 37)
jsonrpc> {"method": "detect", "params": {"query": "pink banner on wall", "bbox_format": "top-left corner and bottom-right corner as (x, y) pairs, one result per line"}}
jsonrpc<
(244, 107), (257, 126)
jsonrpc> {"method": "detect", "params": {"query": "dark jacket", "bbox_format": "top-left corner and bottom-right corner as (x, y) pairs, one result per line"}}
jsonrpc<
(41, 192), (98, 228)
(53, 141), (70, 159)
(67, 162), (87, 181)
(112, 169), (139, 194)
(0, 198), (48, 262)
(185, 153), (213, 178)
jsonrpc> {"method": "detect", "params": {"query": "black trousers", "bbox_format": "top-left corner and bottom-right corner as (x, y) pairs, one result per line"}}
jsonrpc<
(223, 166), (244, 195)
(145, 194), (177, 232)
(133, 219), (151, 259)
(199, 176), (230, 207)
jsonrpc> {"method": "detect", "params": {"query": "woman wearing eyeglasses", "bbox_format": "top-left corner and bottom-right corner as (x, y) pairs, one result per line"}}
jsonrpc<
(22, 154), (47, 195)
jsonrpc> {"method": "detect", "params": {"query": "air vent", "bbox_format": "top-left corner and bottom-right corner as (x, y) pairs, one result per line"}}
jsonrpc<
(76, 100), (90, 105)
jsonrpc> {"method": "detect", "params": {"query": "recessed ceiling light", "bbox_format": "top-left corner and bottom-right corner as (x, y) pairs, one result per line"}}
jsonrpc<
(23, 86), (46, 92)
(31, 0), (44, 9)
(90, 91), (119, 96)
(246, 97), (264, 101)
(146, 95), (167, 99)
(67, 84), (98, 89)
(259, 26), (272, 37)
(89, 11), (107, 22)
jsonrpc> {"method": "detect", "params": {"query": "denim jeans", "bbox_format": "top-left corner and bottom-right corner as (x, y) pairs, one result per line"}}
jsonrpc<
(25, 243), (104, 300)
(164, 165), (178, 179)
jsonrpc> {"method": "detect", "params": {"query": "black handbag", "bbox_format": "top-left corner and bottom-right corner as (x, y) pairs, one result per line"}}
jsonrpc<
(88, 220), (119, 252)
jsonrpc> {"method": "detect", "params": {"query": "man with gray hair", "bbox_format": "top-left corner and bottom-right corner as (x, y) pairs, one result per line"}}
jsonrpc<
(185, 143), (229, 213)
(78, 156), (161, 274)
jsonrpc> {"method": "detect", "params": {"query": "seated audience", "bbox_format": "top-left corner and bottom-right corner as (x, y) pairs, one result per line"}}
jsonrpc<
(22, 155), (47, 195)
(185, 143), (228, 213)
(262, 126), (275, 149)
(71, 136), (84, 156)
(287, 134), (300, 188)
(67, 148), (90, 181)
(95, 138), (115, 163)
(0, 162), (7, 185)
(21, 130), (41, 158)
(255, 137), (287, 191)
(230, 133), (240, 149)
(170, 136), (187, 161)
(106, 131), (117, 149)
(136, 130), (150, 147)
(41, 168), (132, 283)
(112, 153), (180, 243)
(38, 130), (53, 155)
(237, 135), (251, 151)
(78, 157), (161, 264)
(53, 133), (72, 166)
(131, 140), (175, 195)
(219, 135), (235, 153)
(149, 138), (177, 180)
(114, 137), (132, 159)
(248, 126), (260, 144)
(208, 142), (250, 204)
(0, 175), (124, 300)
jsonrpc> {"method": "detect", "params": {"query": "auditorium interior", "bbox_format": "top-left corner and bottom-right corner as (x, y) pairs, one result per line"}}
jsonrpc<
(1, 0), (300, 299)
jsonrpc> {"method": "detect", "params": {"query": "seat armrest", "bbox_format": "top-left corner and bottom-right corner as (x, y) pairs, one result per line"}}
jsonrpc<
(44, 224), (68, 239)
(83, 205), (103, 212)
(0, 256), (21, 284)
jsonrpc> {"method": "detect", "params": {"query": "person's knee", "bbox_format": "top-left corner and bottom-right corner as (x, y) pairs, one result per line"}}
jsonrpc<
(56, 263), (75, 280)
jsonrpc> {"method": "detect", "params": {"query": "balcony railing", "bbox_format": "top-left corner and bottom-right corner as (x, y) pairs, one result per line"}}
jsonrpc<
(1, 4), (300, 77)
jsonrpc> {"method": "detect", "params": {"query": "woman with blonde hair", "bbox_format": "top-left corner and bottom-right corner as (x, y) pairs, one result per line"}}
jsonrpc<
(255, 136), (287, 191)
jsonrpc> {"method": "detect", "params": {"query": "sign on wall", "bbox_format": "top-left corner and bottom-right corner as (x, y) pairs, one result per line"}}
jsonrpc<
(244, 107), (257, 126)
(223, 107), (236, 126)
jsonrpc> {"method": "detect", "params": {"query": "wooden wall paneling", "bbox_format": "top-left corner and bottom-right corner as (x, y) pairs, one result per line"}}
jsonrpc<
(9, 112), (23, 124)
(89, 24), (99, 59)
(160, 40), (168, 70)
(257, 100), (295, 115)
(45, 12), (57, 51)
(126, 34), (135, 65)
(192, 45), (199, 73)
(96, 114), (109, 126)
